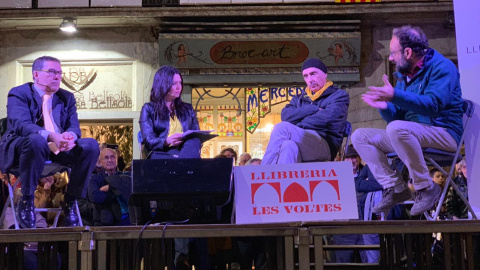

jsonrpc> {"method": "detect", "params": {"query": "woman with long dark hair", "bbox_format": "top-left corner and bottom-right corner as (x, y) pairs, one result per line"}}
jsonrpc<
(139, 66), (201, 159)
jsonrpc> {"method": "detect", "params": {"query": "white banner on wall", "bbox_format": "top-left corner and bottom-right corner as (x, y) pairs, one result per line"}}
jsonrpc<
(234, 161), (358, 224)
(453, 0), (480, 212)
(21, 61), (134, 111)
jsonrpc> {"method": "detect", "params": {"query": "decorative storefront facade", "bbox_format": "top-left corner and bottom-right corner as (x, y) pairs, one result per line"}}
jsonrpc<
(159, 32), (361, 159)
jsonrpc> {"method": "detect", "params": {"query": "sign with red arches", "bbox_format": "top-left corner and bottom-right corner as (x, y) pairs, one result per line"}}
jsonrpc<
(234, 162), (358, 224)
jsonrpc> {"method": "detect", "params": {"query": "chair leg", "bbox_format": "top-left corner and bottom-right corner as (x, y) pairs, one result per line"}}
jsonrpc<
(5, 175), (19, 229)
(0, 192), (10, 228)
(52, 210), (62, 228)
(427, 176), (453, 220)
(75, 200), (83, 227)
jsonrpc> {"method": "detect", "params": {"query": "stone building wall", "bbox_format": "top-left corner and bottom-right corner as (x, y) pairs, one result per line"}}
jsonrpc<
(0, 26), (159, 158)
(0, 17), (459, 157)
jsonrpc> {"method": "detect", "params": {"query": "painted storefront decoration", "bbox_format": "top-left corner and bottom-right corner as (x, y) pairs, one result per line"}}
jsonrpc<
(159, 33), (360, 68)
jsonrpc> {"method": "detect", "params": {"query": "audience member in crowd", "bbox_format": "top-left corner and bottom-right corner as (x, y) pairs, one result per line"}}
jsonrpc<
(355, 161), (385, 264)
(139, 65), (201, 159)
(333, 145), (368, 263)
(246, 158), (262, 166)
(88, 148), (131, 226)
(235, 154), (271, 269)
(430, 168), (446, 189)
(238, 152), (252, 166)
(454, 160), (463, 178)
(0, 56), (99, 228)
(261, 58), (349, 164)
(220, 148), (238, 164)
(34, 173), (67, 226)
(445, 158), (468, 219)
(2, 186), (63, 269)
(2, 188), (62, 269)
(2, 184), (47, 229)
(352, 25), (463, 216)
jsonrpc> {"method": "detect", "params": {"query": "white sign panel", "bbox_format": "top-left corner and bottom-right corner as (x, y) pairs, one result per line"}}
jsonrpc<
(22, 61), (134, 111)
(0, 0), (31, 8)
(234, 161), (358, 224)
(454, 0), (480, 213)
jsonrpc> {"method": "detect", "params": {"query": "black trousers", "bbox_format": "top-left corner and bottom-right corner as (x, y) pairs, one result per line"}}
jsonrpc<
(14, 134), (99, 200)
(149, 137), (201, 159)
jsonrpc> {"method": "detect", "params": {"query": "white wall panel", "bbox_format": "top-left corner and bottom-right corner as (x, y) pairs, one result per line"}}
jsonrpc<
(38, 0), (89, 8)
(90, 0), (142, 7)
(0, 0), (31, 8)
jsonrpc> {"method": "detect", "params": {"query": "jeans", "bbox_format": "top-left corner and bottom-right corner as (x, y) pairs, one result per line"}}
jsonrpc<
(332, 234), (367, 263)
(261, 122), (330, 165)
(363, 233), (380, 263)
(352, 121), (457, 191)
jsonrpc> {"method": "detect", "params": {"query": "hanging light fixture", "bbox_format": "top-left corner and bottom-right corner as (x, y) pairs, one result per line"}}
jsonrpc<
(59, 18), (77, 32)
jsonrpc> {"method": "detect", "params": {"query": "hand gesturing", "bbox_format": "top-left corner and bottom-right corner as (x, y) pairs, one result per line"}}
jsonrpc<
(362, 74), (394, 109)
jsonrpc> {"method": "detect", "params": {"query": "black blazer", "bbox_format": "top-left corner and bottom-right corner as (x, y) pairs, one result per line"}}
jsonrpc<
(0, 82), (81, 172)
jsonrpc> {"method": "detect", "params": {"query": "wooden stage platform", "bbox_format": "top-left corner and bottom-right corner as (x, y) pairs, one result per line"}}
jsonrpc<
(1, 220), (480, 270)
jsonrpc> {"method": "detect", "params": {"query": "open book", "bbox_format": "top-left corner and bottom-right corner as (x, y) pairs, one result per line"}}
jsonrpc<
(182, 130), (218, 143)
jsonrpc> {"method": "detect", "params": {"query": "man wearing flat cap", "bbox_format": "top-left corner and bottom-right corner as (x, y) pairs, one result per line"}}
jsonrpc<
(262, 58), (349, 164)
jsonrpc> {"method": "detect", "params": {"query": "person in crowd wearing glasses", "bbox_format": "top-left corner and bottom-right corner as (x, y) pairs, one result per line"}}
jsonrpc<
(352, 25), (463, 217)
(0, 56), (99, 228)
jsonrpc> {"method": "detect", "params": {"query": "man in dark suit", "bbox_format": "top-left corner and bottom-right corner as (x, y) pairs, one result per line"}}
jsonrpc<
(0, 56), (99, 228)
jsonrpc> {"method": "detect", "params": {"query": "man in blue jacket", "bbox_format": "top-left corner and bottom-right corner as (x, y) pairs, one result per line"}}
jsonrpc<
(261, 58), (349, 164)
(352, 25), (463, 216)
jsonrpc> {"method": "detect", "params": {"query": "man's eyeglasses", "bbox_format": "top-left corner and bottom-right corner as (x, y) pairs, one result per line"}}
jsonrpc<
(389, 49), (404, 58)
(37, 69), (63, 77)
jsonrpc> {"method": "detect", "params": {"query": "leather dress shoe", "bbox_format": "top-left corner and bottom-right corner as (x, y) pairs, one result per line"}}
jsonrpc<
(17, 199), (36, 229)
(63, 200), (80, 227)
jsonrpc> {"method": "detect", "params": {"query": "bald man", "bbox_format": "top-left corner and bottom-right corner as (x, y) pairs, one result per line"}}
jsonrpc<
(88, 148), (131, 226)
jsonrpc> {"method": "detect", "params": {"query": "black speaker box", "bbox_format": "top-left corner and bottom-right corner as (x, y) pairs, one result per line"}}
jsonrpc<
(128, 158), (234, 225)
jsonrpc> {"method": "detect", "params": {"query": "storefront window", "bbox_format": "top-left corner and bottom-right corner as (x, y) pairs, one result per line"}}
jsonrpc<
(193, 87), (244, 158)
(192, 86), (305, 160)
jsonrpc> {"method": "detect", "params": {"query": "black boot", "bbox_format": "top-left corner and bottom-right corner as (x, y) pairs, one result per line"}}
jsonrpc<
(63, 200), (80, 227)
(17, 199), (36, 229)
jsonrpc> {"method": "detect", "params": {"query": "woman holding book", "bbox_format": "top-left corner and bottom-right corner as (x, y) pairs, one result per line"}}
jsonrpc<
(139, 65), (201, 159)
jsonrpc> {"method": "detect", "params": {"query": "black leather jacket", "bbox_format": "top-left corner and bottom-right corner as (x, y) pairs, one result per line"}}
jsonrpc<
(139, 102), (199, 153)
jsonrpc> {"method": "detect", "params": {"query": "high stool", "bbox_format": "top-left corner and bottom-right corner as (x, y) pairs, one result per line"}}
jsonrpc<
(386, 100), (477, 220)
